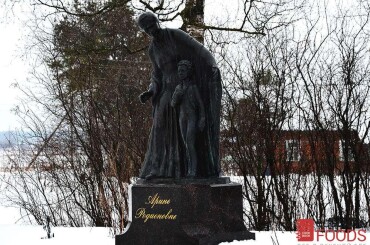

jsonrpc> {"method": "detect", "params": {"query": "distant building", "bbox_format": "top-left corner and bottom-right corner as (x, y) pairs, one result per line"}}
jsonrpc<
(222, 129), (370, 175)
(275, 130), (370, 174)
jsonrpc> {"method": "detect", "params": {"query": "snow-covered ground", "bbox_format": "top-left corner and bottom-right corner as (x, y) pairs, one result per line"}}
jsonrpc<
(0, 200), (282, 245)
(0, 225), (114, 245)
(0, 202), (114, 244)
(1, 176), (369, 245)
(0, 203), (369, 245)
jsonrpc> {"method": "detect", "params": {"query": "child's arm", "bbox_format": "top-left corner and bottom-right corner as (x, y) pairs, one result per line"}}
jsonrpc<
(171, 85), (184, 107)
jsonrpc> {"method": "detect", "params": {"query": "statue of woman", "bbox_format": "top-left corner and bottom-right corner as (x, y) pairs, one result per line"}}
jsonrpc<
(137, 12), (221, 179)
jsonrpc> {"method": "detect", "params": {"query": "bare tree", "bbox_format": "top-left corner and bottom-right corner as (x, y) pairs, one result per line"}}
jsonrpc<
(218, 24), (303, 230)
(2, 2), (152, 233)
(295, 0), (370, 228)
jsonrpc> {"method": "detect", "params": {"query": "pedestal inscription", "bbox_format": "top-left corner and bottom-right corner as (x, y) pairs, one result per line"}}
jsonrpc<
(115, 179), (255, 245)
(135, 193), (177, 222)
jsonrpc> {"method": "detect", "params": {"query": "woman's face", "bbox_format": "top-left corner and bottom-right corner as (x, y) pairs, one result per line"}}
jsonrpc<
(143, 22), (160, 37)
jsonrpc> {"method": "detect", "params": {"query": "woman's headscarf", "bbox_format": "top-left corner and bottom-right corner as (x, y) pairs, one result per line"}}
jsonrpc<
(137, 12), (159, 30)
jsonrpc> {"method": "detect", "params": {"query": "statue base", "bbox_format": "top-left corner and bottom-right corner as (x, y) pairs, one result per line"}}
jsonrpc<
(115, 177), (255, 245)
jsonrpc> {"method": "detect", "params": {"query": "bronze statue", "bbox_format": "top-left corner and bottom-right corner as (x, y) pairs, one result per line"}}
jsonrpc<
(137, 12), (221, 179)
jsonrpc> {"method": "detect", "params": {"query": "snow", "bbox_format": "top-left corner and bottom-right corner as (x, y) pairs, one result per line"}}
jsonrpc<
(0, 225), (114, 245)
(0, 220), (289, 245)
(1, 176), (370, 245)
(0, 204), (112, 245)
(0, 202), (281, 245)
(0, 193), (114, 244)
(0, 208), (369, 245)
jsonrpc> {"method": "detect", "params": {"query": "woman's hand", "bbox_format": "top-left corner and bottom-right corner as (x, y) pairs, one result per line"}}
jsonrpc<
(139, 91), (153, 103)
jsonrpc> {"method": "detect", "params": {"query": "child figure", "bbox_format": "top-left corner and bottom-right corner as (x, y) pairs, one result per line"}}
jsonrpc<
(171, 60), (205, 177)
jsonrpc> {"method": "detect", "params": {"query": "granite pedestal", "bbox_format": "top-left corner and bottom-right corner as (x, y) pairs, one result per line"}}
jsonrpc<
(115, 177), (255, 245)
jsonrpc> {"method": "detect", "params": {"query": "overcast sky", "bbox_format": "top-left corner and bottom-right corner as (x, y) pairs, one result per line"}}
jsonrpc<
(0, 6), (27, 132)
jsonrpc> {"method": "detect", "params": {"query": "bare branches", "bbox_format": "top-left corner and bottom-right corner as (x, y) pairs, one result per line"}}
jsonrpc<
(33, 0), (131, 17)
(0, 1), (152, 233)
(6, 0), (303, 37)
(201, 24), (266, 36)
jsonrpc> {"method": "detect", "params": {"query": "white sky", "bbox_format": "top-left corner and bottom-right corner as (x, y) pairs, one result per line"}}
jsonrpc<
(0, 6), (29, 132)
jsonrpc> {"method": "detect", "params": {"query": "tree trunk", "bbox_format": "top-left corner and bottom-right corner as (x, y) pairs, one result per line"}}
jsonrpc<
(181, 0), (205, 43)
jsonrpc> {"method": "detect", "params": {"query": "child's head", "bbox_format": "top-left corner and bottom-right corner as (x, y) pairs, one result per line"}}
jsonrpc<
(177, 60), (192, 81)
